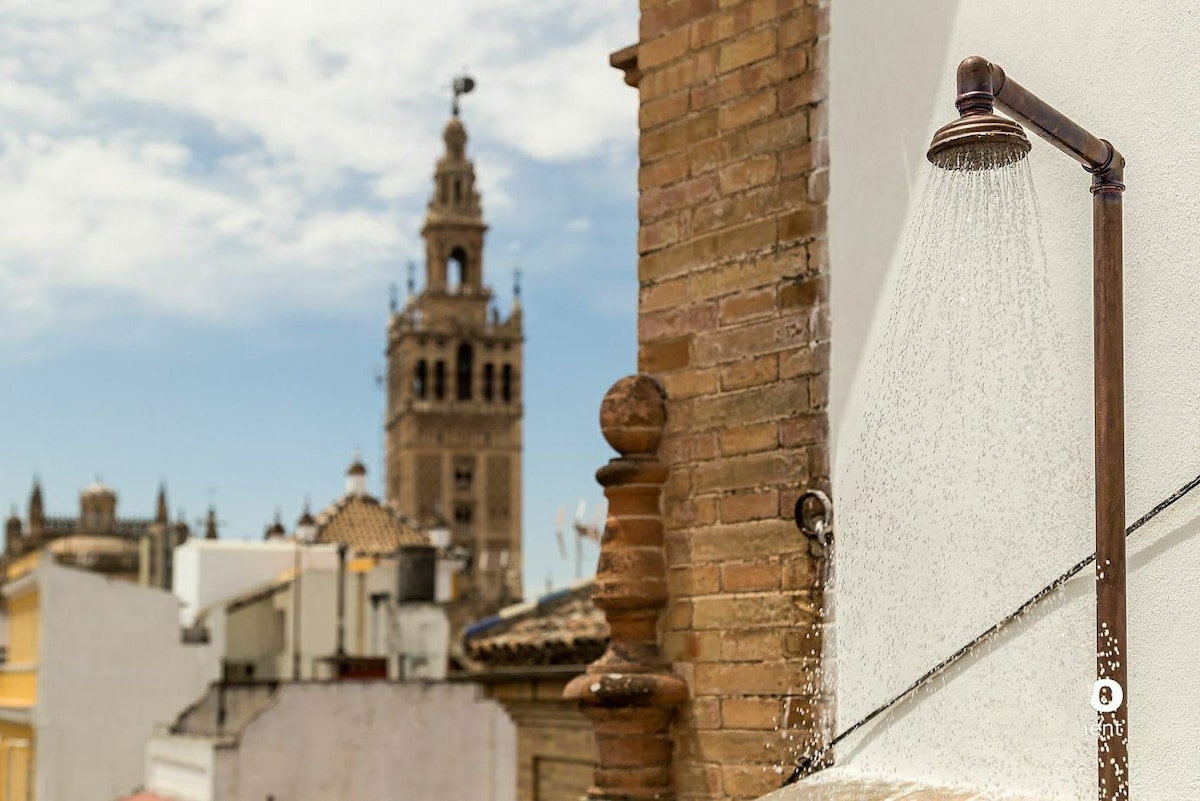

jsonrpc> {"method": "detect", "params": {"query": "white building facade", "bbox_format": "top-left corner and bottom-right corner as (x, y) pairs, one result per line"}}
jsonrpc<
(145, 682), (515, 801)
(18, 559), (220, 801)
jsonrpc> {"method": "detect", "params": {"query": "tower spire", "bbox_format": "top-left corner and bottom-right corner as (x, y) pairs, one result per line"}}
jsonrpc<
(156, 482), (169, 524)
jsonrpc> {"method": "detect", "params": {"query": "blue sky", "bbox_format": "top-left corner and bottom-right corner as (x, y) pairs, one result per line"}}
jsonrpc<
(0, 1), (640, 597)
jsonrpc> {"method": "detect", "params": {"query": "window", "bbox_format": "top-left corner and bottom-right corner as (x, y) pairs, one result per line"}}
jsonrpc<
(413, 360), (427, 399)
(455, 467), (473, 491)
(483, 363), (494, 401)
(453, 504), (473, 537)
(453, 178), (462, 203)
(434, 361), (446, 400)
(449, 246), (469, 291)
(501, 364), (513, 403)
(456, 343), (473, 401)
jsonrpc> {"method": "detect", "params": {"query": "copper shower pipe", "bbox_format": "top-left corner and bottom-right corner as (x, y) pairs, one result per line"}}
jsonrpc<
(955, 56), (1128, 801)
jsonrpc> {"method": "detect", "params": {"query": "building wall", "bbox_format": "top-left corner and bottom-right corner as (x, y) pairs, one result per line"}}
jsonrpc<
(828, 0), (1200, 797)
(487, 676), (594, 801)
(145, 736), (217, 801)
(211, 682), (515, 801)
(173, 540), (339, 625)
(37, 560), (220, 801)
(220, 562), (448, 681)
(630, 1), (832, 799)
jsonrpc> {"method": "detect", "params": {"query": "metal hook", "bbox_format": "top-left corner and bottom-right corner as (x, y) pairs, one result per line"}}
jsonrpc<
(794, 489), (832, 544)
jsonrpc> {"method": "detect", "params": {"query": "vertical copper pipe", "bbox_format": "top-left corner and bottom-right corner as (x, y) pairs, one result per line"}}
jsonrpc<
(1093, 181), (1127, 800)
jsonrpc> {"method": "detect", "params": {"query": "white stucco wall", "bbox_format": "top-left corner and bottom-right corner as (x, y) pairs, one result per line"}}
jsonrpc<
(35, 560), (221, 801)
(829, 1), (1200, 798)
(148, 682), (515, 801)
(174, 540), (339, 625)
(217, 561), (449, 682)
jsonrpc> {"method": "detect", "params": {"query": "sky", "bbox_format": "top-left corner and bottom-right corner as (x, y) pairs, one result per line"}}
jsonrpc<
(0, 0), (640, 598)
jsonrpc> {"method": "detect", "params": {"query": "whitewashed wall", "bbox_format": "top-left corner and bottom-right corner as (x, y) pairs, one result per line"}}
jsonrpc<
(829, 1), (1200, 797)
(147, 682), (515, 801)
(173, 540), (339, 625)
(36, 560), (221, 801)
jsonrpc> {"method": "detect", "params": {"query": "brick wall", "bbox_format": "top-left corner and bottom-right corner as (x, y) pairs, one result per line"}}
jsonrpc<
(631, 1), (833, 799)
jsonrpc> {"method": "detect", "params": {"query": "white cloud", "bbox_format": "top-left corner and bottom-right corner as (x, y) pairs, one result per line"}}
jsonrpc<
(0, 0), (638, 350)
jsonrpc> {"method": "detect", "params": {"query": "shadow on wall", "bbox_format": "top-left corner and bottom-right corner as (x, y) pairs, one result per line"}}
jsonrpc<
(840, 511), (1200, 770)
(828, 0), (960, 430)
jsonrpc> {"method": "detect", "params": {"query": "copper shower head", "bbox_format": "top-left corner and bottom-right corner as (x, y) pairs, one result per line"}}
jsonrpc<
(927, 113), (1031, 171)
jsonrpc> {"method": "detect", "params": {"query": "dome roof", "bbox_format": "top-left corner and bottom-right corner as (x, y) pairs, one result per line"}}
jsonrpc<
(297, 508), (316, 527)
(347, 457), (367, 477)
(82, 480), (115, 498)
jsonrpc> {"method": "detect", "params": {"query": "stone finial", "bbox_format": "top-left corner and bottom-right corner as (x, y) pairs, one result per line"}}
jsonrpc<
(566, 374), (687, 801)
(599, 374), (666, 456)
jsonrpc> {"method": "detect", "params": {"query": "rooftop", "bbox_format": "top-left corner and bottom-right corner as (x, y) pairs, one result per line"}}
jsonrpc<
(464, 578), (607, 668)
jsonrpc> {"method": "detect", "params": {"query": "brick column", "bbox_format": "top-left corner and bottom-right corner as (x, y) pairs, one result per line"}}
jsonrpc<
(629, 1), (834, 799)
(565, 375), (689, 800)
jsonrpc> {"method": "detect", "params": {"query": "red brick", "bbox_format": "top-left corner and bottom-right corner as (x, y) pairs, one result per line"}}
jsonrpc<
(661, 367), (720, 400)
(721, 558), (781, 592)
(693, 317), (807, 367)
(718, 154), (777, 193)
(638, 214), (682, 252)
(640, 277), (689, 313)
(718, 89), (778, 132)
(639, 26), (692, 70)
(779, 414), (826, 446)
(638, 301), (718, 340)
(690, 520), (804, 563)
(642, 0), (719, 41)
(640, 175), (719, 221)
(640, 151), (690, 191)
(692, 450), (796, 492)
(777, 70), (825, 110)
(718, 286), (776, 322)
(640, 90), (691, 130)
(778, 274), (828, 309)
(721, 697), (783, 730)
(718, 28), (776, 73)
(719, 354), (780, 392)
(692, 659), (819, 693)
(639, 337), (691, 373)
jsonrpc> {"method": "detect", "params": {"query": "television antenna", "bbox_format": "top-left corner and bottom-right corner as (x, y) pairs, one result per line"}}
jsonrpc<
(555, 500), (604, 580)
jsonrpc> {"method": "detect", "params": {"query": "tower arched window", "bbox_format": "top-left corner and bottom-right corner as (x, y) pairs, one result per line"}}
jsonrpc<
(483, 364), (495, 401)
(413, 360), (427, 399)
(434, 361), (446, 400)
(453, 178), (462, 203)
(456, 343), (473, 401)
(448, 247), (469, 293)
(501, 364), (513, 403)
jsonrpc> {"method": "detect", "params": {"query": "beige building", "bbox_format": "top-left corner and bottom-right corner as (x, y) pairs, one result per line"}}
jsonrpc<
(465, 580), (606, 801)
(4, 479), (188, 588)
(384, 103), (524, 628)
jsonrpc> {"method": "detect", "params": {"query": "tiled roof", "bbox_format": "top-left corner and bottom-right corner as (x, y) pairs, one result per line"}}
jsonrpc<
(464, 579), (608, 667)
(314, 493), (428, 555)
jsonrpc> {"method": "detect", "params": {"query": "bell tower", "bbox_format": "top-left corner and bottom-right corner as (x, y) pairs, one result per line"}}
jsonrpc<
(385, 76), (524, 618)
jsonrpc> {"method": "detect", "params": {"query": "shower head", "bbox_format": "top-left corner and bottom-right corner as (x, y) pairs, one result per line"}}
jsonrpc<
(927, 113), (1031, 171)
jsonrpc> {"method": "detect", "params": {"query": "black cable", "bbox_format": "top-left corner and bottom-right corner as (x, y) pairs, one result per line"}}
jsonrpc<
(783, 469), (1200, 787)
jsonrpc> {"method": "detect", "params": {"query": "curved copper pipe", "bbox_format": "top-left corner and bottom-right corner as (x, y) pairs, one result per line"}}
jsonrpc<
(942, 57), (1129, 801)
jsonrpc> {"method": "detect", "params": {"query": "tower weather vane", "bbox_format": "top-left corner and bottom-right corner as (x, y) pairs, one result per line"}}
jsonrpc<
(452, 74), (476, 117)
(513, 266), (522, 301)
